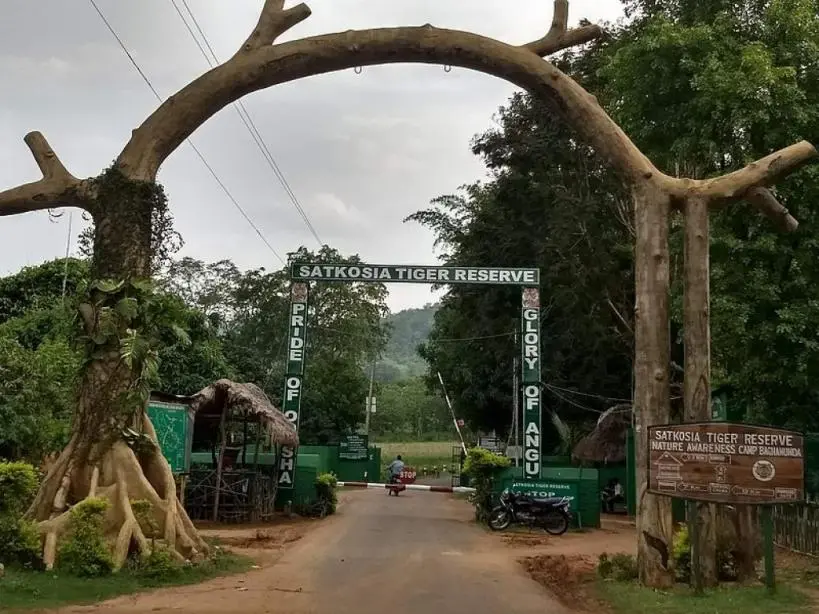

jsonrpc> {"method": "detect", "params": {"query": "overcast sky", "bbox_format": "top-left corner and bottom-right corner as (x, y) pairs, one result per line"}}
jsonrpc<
(0, 0), (624, 312)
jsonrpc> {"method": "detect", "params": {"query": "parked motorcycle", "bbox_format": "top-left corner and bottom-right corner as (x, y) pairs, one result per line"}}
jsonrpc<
(487, 489), (571, 535)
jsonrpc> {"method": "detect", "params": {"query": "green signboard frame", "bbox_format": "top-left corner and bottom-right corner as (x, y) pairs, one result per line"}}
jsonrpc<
(339, 434), (369, 461)
(283, 262), (542, 490)
(147, 401), (193, 474)
(278, 282), (309, 489)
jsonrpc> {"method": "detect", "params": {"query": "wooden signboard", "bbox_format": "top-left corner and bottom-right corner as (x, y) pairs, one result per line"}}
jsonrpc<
(647, 422), (804, 505)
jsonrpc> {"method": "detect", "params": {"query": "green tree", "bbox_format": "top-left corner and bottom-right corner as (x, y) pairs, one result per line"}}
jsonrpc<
(408, 91), (634, 440)
(175, 247), (391, 443)
(370, 377), (452, 440)
(598, 0), (819, 432)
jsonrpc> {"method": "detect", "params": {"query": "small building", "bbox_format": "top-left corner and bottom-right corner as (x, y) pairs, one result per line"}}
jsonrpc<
(185, 379), (298, 523)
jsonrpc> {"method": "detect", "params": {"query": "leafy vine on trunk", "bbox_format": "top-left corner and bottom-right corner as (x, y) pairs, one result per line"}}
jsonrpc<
(24, 168), (206, 571)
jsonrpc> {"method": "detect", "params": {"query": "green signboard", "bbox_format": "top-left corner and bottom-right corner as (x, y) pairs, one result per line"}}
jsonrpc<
(147, 401), (193, 474)
(339, 435), (369, 461)
(521, 287), (542, 480)
(509, 480), (578, 505)
(278, 282), (309, 489)
(291, 263), (540, 286)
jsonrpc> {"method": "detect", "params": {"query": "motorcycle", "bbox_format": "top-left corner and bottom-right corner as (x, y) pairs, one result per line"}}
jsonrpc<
(487, 489), (571, 535)
(387, 474), (406, 496)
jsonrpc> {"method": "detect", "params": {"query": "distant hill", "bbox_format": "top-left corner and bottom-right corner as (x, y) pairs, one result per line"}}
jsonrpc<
(376, 304), (437, 382)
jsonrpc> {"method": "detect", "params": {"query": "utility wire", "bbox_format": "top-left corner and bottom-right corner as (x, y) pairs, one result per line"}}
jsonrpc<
(544, 383), (633, 404)
(171, 0), (324, 247)
(87, 0), (286, 266)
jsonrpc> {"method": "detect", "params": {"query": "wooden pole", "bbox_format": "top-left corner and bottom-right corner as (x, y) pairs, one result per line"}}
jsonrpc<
(687, 500), (702, 594)
(634, 184), (674, 588)
(762, 506), (776, 592)
(683, 197), (717, 587)
(212, 406), (228, 522)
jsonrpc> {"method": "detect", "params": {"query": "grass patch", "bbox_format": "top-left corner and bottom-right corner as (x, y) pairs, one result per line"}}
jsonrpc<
(0, 549), (252, 611)
(377, 441), (457, 475)
(598, 580), (812, 614)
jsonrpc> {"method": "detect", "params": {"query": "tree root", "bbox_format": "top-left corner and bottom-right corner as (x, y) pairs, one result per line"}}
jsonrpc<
(30, 435), (209, 571)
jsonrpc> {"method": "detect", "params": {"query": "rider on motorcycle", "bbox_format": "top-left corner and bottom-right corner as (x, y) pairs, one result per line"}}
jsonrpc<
(387, 455), (405, 484)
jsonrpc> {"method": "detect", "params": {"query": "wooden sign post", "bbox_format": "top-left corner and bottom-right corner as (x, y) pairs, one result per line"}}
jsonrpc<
(648, 422), (805, 592)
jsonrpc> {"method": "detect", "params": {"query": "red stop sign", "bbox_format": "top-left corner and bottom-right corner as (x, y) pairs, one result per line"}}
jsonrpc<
(399, 467), (417, 484)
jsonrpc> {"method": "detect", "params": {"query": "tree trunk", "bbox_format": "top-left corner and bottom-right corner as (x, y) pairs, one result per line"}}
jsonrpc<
(683, 197), (717, 587)
(634, 183), (674, 588)
(734, 505), (761, 583)
(26, 177), (208, 570)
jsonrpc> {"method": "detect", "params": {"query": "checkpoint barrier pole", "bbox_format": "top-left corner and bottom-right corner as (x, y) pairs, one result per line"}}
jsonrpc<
(338, 481), (475, 494)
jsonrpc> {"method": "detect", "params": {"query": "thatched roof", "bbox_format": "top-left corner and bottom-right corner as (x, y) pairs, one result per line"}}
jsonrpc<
(572, 404), (632, 464)
(190, 379), (298, 447)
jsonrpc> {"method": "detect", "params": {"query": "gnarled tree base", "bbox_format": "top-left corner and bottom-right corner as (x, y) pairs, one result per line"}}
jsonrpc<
(28, 417), (208, 571)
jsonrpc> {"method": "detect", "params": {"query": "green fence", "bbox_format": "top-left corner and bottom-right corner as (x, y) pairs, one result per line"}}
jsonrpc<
(495, 465), (600, 528)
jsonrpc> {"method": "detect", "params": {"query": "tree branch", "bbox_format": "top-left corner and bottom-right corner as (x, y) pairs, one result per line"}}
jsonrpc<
(119, 25), (656, 185)
(744, 187), (799, 233)
(674, 140), (817, 231)
(241, 0), (311, 51)
(698, 141), (817, 203)
(522, 0), (603, 57)
(0, 132), (92, 216)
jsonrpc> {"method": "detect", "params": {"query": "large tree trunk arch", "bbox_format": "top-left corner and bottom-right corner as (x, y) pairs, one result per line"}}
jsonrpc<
(0, 0), (815, 585)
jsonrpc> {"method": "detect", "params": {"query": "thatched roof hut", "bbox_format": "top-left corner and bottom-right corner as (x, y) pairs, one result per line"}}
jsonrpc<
(572, 404), (632, 464)
(190, 379), (298, 448)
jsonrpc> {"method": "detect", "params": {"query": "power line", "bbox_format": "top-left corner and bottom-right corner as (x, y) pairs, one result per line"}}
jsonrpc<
(171, 0), (324, 247)
(87, 0), (286, 266)
(544, 383), (633, 404)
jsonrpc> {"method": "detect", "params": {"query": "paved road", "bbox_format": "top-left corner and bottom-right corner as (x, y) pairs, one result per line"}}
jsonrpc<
(56, 489), (568, 614)
(276, 489), (569, 614)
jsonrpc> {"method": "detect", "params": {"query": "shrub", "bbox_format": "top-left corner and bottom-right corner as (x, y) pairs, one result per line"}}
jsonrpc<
(672, 523), (691, 582)
(314, 473), (338, 516)
(0, 461), (42, 567)
(136, 545), (180, 580)
(0, 517), (41, 567)
(462, 447), (510, 521)
(57, 497), (114, 577)
(0, 462), (38, 516)
(598, 552), (638, 581)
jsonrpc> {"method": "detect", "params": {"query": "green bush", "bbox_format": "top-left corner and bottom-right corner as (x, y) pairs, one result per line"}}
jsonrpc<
(57, 497), (114, 577)
(598, 552), (638, 582)
(0, 461), (42, 567)
(0, 517), (41, 567)
(314, 473), (338, 515)
(136, 545), (180, 580)
(672, 523), (691, 582)
(0, 461), (38, 516)
(462, 447), (510, 521)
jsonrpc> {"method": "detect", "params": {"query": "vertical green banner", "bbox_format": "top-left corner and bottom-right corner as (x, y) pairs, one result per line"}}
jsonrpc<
(278, 282), (309, 489)
(521, 287), (542, 480)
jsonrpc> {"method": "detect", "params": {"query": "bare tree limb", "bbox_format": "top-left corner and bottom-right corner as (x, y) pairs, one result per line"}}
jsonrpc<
(523, 0), (603, 56)
(241, 0), (312, 51)
(745, 187), (799, 233)
(0, 132), (92, 216)
(697, 141), (817, 203)
(119, 25), (656, 184)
